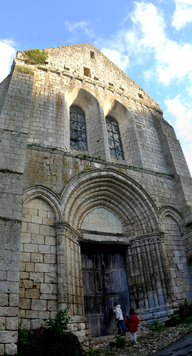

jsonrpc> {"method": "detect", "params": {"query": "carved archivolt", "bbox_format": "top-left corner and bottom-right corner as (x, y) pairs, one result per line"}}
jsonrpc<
(61, 168), (159, 236)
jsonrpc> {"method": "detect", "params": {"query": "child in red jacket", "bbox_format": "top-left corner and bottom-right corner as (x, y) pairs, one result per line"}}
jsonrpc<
(125, 308), (139, 344)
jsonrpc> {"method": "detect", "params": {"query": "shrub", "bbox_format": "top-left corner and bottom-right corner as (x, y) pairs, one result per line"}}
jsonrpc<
(184, 316), (192, 325)
(149, 320), (165, 332)
(109, 334), (126, 349)
(18, 331), (85, 356)
(165, 300), (192, 327)
(85, 347), (96, 356)
(18, 309), (85, 356)
(45, 308), (70, 337)
(24, 48), (48, 65)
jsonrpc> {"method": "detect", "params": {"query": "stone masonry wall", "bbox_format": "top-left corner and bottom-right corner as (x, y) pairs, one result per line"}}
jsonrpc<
(19, 198), (57, 330)
(0, 75), (11, 117)
(1, 43), (192, 352)
(0, 64), (34, 355)
(162, 216), (192, 302)
(23, 148), (177, 210)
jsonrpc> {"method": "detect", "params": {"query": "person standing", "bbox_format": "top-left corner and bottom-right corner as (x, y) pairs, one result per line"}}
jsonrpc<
(113, 302), (126, 336)
(126, 307), (139, 344)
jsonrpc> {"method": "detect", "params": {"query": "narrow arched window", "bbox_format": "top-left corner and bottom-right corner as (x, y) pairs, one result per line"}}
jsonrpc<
(106, 116), (124, 160)
(70, 105), (87, 151)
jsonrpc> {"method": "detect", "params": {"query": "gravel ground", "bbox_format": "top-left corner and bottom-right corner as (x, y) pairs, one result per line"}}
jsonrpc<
(91, 324), (192, 356)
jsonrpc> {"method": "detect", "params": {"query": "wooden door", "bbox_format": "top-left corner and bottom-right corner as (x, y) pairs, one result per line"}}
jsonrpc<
(81, 244), (130, 337)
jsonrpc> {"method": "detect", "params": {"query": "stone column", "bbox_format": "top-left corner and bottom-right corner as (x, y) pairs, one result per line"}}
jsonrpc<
(126, 233), (175, 322)
(55, 222), (89, 344)
(55, 222), (84, 314)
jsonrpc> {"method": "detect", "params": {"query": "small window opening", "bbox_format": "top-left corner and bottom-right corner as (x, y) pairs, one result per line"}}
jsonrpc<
(108, 82), (114, 87)
(94, 76), (99, 81)
(119, 86), (124, 91)
(70, 106), (87, 151)
(90, 51), (95, 59)
(138, 93), (143, 99)
(64, 65), (70, 71)
(84, 67), (91, 78)
(106, 116), (124, 160)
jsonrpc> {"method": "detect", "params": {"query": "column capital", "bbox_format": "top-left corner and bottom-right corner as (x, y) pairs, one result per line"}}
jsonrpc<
(54, 221), (81, 238)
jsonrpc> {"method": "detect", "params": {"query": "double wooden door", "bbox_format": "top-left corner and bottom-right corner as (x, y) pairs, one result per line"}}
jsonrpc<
(81, 244), (130, 337)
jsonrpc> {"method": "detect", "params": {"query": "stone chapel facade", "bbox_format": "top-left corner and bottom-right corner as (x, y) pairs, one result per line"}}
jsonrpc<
(1, 43), (192, 354)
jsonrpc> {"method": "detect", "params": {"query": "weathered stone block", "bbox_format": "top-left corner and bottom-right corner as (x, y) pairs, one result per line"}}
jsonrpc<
(30, 272), (44, 283)
(26, 263), (35, 272)
(0, 294), (8, 307)
(31, 254), (43, 263)
(25, 289), (40, 299)
(39, 311), (49, 319)
(35, 263), (50, 273)
(47, 301), (57, 311)
(26, 310), (39, 319)
(5, 343), (17, 355)
(0, 318), (5, 331)
(9, 294), (19, 307)
(20, 319), (30, 329)
(0, 307), (18, 317)
(0, 344), (4, 356)
(0, 331), (17, 343)
(19, 298), (30, 310)
(31, 300), (46, 311)
(30, 319), (42, 329)
(5, 317), (18, 331)
(40, 283), (57, 294)
(44, 254), (56, 264)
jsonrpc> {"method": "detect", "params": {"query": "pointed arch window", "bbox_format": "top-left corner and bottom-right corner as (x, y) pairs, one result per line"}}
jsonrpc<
(106, 116), (124, 160)
(70, 105), (87, 151)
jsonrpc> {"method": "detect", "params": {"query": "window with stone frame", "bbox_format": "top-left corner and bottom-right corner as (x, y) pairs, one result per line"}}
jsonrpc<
(70, 105), (88, 151)
(106, 116), (124, 160)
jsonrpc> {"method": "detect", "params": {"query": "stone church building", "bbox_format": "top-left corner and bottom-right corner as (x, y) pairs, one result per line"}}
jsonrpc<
(0, 43), (192, 354)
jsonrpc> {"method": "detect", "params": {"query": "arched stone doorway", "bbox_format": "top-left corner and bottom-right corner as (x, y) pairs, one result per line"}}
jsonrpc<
(80, 207), (129, 336)
(60, 168), (173, 335)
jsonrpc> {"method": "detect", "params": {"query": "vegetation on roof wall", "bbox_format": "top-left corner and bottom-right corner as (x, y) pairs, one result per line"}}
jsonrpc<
(24, 48), (48, 65)
(16, 65), (34, 74)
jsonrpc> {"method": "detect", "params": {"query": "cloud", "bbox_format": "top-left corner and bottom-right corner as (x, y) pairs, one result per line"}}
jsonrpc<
(101, 48), (129, 71)
(65, 21), (88, 33)
(165, 95), (192, 175)
(64, 21), (95, 40)
(99, 2), (192, 85)
(0, 40), (16, 83)
(175, 0), (192, 4)
(172, 1), (192, 30)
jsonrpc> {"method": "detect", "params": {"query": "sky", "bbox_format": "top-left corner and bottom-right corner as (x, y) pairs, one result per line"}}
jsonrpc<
(0, 0), (192, 174)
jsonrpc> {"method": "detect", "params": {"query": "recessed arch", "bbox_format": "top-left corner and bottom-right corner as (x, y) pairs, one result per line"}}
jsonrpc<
(23, 185), (62, 221)
(65, 88), (109, 160)
(103, 99), (142, 166)
(159, 205), (183, 231)
(61, 168), (159, 236)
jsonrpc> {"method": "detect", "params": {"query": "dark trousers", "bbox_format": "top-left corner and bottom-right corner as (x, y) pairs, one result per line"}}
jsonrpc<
(117, 320), (125, 334)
